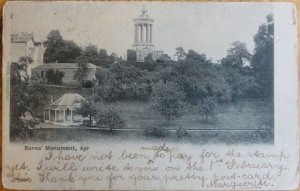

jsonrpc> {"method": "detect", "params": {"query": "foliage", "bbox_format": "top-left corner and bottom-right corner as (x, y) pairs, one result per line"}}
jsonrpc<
(221, 41), (252, 68)
(75, 100), (97, 124)
(99, 49), (108, 59)
(150, 81), (185, 122)
(10, 58), (49, 139)
(221, 67), (258, 99)
(174, 47), (187, 60)
(198, 96), (218, 123)
(176, 127), (189, 139)
(46, 69), (64, 85)
(252, 14), (274, 98)
(95, 108), (126, 130)
(95, 62), (151, 101)
(43, 30), (82, 63)
(157, 54), (171, 63)
(143, 126), (170, 138)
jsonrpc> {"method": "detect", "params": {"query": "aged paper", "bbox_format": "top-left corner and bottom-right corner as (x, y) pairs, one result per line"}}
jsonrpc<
(2, 1), (298, 190)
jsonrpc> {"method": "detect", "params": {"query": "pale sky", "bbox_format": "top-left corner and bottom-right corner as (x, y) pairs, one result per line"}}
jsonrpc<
(6, 2), (274, 62)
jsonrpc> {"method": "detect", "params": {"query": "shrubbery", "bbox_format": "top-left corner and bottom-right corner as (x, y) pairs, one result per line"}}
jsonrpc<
(143, 126), (170, 138)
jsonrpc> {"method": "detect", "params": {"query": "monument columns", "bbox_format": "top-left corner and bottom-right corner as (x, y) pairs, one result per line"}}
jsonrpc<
(146, 24), (149, 42)
(150, 24), (152, 43)
(140, 24), (144, 42)
(134, 24), (138, 43)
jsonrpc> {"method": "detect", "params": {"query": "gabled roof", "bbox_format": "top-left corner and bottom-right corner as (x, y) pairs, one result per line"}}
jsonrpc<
(32, 63), (98, 70)
(45, 93), (86, 110)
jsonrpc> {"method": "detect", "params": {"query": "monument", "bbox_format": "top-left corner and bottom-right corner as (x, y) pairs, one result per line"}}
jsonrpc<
(129, 6), (163, 62)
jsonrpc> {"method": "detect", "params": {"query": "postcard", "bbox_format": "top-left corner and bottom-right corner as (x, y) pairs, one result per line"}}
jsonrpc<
(2, 1), (298, 190)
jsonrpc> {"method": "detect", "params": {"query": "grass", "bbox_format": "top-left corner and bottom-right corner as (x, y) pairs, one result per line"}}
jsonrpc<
(102, 99), (273, 131)
(13, 99), (274, 144)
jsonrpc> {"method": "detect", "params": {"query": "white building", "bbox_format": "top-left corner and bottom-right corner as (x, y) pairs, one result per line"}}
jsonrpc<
(43, 93), (88, 126)
(10, 32), (44, 77)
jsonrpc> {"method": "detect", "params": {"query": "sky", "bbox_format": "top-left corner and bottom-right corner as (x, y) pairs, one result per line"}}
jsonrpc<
(5, 2), (274, 62)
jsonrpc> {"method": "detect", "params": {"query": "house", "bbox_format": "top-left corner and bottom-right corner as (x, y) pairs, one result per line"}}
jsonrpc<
(43, 93), (87, 126)
(31, 63), (98, 86)
(10, 32), (44, 77)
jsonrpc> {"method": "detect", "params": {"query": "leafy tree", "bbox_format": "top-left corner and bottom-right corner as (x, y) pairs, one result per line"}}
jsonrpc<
(46, 69), (64, 85)
(221, 41), (252, 68)
(83, 44), (98, 58)
(43, 30), (82, 63)
(96, 108), (126, 130)
(186, 50), (208, 63)
(95, 62), (151, 102)
(99, 49), (108, 59)
(10, 58), (49, 139)
(174, 47), (187, 61)
(251, 14), (274, 98)
(157, 54), (171, 63)
(198, 96), (217, 123)
(75, 100), (97, 125)
(150, 81), (185, 122)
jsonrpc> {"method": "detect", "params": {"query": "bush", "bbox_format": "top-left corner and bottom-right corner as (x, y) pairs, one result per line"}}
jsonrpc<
(143, 126), (170, 138)
(176, 127), (189, 138)
(95, 109), (126, 130)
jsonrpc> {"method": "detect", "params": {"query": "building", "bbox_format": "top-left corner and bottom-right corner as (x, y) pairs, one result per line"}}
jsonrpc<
(129, 7), (163, 62)
(31, 63), (98, 86)
(43, 93), (87, 126)
(10, 32), (44, 77)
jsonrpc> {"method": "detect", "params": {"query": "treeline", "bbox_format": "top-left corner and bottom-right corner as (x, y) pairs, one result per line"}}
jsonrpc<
(43, 30), (120, 67)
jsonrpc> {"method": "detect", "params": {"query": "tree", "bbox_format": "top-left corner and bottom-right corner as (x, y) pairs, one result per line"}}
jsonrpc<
(198, 96), (217, 123)
(83, 44), (98, 58)
(174, 47), (187, 61)
(95, 108), (126, 130)
(221, 41), (252, 68)
(150, 81), (185, 122)
(186, 50), (207, 62)
(157, 54), (171, 63)
(43, 30), (82, 63)
(75, 100), (97, 125)
(99, 49), (108, 59)
(46, 69), (64, 85)
(251, 14), (274, 98)
(10, 58), (49, 139)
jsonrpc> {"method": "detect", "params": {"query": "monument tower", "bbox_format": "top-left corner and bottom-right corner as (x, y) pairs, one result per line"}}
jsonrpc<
(132, 6), (155, 62)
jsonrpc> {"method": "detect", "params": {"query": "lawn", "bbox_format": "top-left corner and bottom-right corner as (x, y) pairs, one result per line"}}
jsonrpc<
(101, 99), (273, 131)
(16, 99), (274, 144)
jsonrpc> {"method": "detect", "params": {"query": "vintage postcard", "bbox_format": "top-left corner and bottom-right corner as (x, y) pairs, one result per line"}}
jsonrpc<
(2, 1), (298, 190)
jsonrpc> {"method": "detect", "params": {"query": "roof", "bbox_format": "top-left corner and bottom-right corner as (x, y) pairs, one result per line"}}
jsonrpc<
(44, 93), (86, 110)
(11, 32), (43, 45)
(32, 63), (98, 70)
